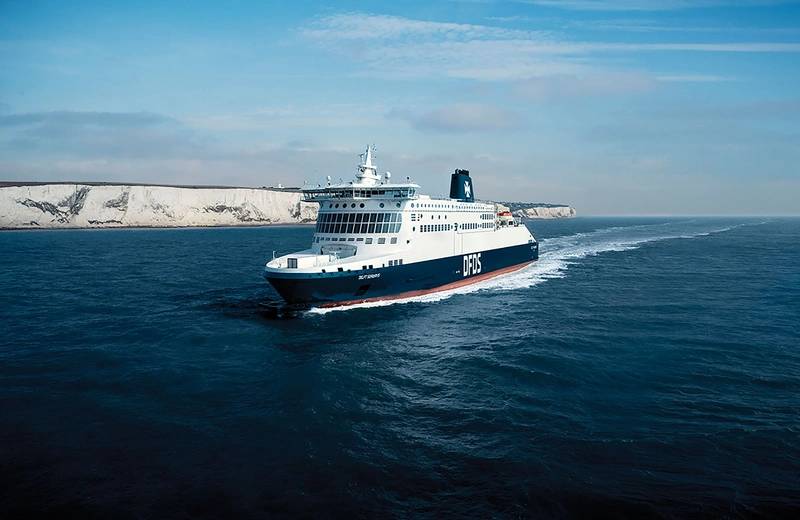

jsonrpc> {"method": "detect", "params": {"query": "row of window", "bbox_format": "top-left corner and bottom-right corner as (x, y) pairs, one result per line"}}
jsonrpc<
(421, 224), (452, 233)
(318, 212), (401, 224)
(320, 258), (402, 274)
(314, 236), (399, 245)
(305, 189), (412, 201)
(315, 212), (402, 234)
(325, 201), (402, 209)
(413, 213), (493, 222)
(410, 202), (492, 210)
(417, 221), (495, 233)
(317, 222), (402, 234)
(462, 222), (493, 230)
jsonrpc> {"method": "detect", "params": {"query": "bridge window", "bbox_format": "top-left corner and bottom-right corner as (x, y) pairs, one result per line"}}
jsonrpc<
(317, 213), (402, 234)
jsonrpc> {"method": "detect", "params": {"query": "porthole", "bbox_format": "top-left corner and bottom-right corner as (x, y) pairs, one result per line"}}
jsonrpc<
(351, 203), (356, 208)
(380, 203), (385, 208)
(396, 203), (400, 208)
(359, 203), (365, 208)
(335, 203), (339, 208)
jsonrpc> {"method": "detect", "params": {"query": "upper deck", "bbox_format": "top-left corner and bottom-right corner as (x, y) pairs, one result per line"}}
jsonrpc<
(302, 145), (420, 202)
(302, 184), (419, 202)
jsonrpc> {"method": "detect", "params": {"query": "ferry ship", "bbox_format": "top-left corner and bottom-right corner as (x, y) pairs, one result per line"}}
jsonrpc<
(264, 146), (539, 306)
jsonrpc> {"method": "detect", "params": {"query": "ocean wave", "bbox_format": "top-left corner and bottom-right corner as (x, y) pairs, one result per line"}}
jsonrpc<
(307, 220), (762, 315)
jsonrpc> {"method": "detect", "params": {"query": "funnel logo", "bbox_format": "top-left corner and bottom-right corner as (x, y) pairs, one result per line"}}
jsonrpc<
(464, 181), (471, 199)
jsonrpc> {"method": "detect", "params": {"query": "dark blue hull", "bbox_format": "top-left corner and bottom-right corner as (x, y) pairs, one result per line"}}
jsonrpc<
(265, 242), (538, 305)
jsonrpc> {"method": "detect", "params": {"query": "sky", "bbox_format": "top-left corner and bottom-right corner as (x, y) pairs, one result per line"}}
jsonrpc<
(1, 0), (799, 215)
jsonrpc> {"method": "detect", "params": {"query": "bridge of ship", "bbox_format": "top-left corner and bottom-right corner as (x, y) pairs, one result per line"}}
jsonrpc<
(302, 185), (419, 202)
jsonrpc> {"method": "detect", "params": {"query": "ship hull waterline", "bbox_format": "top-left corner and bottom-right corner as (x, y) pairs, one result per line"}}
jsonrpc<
(265, 242), (538, 306)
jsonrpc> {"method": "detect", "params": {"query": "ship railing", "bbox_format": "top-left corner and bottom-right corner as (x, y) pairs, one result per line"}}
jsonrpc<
(302, 187), (418, 201)
(317, 252), (339, 266)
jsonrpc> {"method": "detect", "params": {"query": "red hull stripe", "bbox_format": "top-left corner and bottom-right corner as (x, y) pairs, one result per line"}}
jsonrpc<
(319, 260), (533, 308)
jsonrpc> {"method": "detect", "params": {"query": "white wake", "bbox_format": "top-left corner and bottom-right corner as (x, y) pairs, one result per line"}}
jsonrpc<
(307, 220), (758, 315)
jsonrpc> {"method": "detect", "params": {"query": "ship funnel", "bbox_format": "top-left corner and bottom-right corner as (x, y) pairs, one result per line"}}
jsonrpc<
(449, 169), (474, 202)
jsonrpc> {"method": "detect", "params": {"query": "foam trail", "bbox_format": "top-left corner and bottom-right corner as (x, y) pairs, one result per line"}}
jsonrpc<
(307, 220), (759, 315)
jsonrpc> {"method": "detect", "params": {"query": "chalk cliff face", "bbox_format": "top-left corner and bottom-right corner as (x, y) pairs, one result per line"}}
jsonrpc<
(512, 206), (576, 219)
(495, 202), (576, 219)
(0, 183), (574, 229)
(0, 184), (318, 229)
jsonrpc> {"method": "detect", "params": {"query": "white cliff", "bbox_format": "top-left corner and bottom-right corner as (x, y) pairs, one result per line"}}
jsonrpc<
(0, 184), (318, 229)
(512, 206), (576, 219)
(0, 183), (574, 229)
(495, 202), (576, 219)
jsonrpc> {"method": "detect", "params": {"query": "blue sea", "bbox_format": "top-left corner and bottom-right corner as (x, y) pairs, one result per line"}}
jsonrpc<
(1, 218), (798, 518)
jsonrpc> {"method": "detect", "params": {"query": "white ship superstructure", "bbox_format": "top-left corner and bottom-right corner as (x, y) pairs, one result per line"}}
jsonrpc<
(264, 146), (538, 305)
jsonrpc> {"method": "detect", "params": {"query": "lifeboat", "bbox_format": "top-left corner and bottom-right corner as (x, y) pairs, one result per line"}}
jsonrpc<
(497, 210), (516, 226)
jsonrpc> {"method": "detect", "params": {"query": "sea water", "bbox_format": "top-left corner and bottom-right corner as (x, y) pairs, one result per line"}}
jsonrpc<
(1, 218), (798, 517)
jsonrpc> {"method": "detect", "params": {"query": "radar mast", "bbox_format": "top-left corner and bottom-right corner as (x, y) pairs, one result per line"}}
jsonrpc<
(355, 145), (381, 186)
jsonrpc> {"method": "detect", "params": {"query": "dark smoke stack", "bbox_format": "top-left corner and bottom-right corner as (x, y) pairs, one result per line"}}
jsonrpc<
(449, 169), (474, 202)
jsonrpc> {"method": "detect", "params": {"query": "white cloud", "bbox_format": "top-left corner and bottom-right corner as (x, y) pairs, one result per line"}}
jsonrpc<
(299, 13), (800, 84)
(513, 72), (656, 99)
(657, 74), (736, 82)
(519, 0), (792, 11)
(184, 104), (390, 132)
(605, 42), (800, 52)
(392, 104), (520, 132)
(301, 12), (543, 41)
